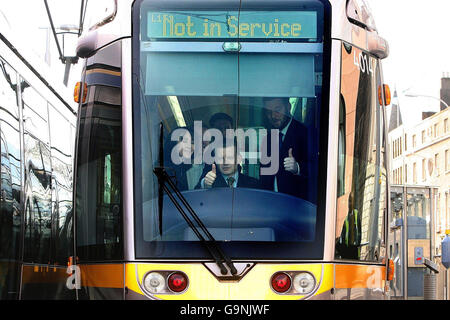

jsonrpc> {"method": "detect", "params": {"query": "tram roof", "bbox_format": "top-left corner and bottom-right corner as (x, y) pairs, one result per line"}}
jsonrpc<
(78, 0), (388, 59)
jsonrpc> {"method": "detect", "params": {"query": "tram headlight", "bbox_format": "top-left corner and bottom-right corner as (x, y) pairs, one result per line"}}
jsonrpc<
(293, 272), (316, 295)
(271, 272), (292, 293)
(143, 272), (166, 294)
(167, 272), (188, 293)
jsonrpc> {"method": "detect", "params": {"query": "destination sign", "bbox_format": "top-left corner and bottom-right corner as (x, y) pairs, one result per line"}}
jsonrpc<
(146, 11), (318, 40)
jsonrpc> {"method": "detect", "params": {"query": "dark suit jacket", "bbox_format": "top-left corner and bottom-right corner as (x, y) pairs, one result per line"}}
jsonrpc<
(195, 166), (261, 189)
(260, 119), (309, 200)
(163, 162), (191, 191)
(163, 137), (192, 192)
(210, 172), (261, 189)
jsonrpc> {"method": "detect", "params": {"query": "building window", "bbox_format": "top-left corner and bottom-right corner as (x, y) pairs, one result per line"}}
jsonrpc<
(446, 149), (449, 172)
(394, 139), (399, 158)
(391, 141), (394, 159)
(400, 166), (403, 184)
(413, 162), (417, 183)
(422, 130), (426, 144)
(404, 164), (408, 183)
(435, 153), (440, 175)
(434, 123), (438, 138)
(395, 139), (398, 158)
(404, 134), (407, 151)
(422, 158), (426, 181)
(447, 193), (449, 230)
(396, 139), (399, 158)
(437, 193), (441, 231)
(400, 137), (403, 155)
(445, 118), (448, 134)
(393, 140), (396, 159)
(412, 134), (417, 148)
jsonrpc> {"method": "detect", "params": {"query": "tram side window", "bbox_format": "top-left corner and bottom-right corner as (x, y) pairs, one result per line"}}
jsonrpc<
(0, 111), (22, 259)
(51, 162), (73, 264)
(23, 132), (53, 263)
(335, 43), (384, 262)
(376, 68), (387, 256)
(22, 80), (53, 264)
(0, 58), (22, 298)
(22, 87), (50, 144)
(337, 94), (346, 198)
(76, 84), (122, 261)
(49, 104), (74, 264)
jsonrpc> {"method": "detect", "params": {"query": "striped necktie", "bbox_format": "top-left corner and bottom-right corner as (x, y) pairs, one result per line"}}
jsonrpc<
(227, 176), (235, 188)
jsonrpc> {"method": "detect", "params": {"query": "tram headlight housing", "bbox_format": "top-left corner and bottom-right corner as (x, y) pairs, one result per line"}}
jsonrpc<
(270, 271), (317, 296)
(143, 272), (166, 294)
(142, 271), (189, 296)
(293, 272), (316, 295)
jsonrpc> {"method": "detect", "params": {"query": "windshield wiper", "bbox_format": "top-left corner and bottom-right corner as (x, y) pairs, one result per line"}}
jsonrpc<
(153, 122), (237, 276)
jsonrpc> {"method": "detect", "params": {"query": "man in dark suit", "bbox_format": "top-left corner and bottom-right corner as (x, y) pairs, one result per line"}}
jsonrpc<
(209, 112), (233, 136)
(197, 144), (260, 189)
(260, 97), (309, 200)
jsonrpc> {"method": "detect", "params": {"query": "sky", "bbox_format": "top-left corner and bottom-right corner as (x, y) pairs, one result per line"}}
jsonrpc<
(1, 0), (449, 127)
(0, 0), (109, 92)
(366, 0), (450, 127)
(0, 0), (83, 93)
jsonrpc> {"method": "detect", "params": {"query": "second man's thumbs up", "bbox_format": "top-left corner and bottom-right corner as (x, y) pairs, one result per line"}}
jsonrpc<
(204, 164), (217, 188)
(283, 148), (300, 175)
(288, 148), (293, 158)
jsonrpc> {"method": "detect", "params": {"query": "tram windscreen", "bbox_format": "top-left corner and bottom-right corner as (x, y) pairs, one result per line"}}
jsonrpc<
(133, 0), (329, 259)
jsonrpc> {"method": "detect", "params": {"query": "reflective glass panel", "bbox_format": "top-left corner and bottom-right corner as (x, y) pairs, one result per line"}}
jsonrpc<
(23, 134), (52, 263)
(133, 0), (328, 259)
(335, 43), (385, 262)
(0, 58), (21, 299)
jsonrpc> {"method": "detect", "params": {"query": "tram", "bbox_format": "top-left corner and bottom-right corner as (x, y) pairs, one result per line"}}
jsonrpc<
(73, 0), (394, 300)
(0, 16), (77, 299)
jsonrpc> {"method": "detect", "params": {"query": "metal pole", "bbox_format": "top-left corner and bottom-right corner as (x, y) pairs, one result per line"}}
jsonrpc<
(43, 0), (64, 62)
(404, 93), (449, 109)
(445, 268), (448, 300)
(63, 62), (71, 87)
(78, 0), (86, 36)
(403, 185), (408, 299)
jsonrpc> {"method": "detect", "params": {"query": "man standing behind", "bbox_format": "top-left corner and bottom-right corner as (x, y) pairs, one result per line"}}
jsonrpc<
(209, 112), (233, 137)
(260, 97), (309, 200)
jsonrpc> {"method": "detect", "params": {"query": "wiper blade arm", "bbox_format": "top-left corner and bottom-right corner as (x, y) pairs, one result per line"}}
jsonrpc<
(157, 122), (164, 236)
(154, 167), (237, 276)
(153, 122), (237, 276)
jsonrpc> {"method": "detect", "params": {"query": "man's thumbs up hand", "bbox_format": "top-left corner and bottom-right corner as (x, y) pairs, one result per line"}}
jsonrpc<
(204, 164), (217, 188)
(284, 148), (300, 175)
(288, 148), (293, 158)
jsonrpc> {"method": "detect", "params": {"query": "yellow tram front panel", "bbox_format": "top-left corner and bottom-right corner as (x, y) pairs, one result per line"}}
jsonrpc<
(75, 262), (387, 299)
(126, 263), (334, 300)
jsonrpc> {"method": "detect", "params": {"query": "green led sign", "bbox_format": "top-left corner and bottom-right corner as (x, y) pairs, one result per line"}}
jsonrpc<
(147, 11), (317, 40)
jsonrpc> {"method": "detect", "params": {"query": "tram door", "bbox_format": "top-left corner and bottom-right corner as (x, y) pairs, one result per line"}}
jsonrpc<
(389, 186), (405, 299)
(405, 187), (432, 299)
(389, 186), (434, 300)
